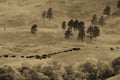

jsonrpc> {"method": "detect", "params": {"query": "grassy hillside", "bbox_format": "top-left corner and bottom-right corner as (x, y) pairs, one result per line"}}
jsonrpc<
(0, 0), (120, 79)
(0, 0), (119, 64)
(0, 0), (118, 27)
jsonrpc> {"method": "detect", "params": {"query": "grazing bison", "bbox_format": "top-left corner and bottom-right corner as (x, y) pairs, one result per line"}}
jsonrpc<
(3, 55), (8, 58)
(52, 52), (57, 55)
(110, 48), (114, 51)
(11, 55), (16, 58)
(21, 56), (24, 58)
(35, 55), (42, 59)
(42, 54), (50, 59)
(67, 49), (73, 52)
(63, 50), (68, 53)
(31, 24), (38, 35)
(56, 51), (62, 54)
(26, 55), (34, 59)
(72, 48), (80, 51)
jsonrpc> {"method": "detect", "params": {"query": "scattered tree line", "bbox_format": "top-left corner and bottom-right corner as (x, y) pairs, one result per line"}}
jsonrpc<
(62, 14), (104, 43)
(61, 4), (114, 43)
(30, 0), (120, 42)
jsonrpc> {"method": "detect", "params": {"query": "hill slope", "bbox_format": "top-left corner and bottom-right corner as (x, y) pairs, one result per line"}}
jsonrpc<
(0, 0), (118, 27)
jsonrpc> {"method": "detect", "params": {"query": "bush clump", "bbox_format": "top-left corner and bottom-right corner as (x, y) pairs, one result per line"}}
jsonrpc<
(1, 58), (119, 80)
(75, 59), (114, 80)
(112, 57), (120, 74)
(18, 63), (50, 80)
(0, 65), (25, 80)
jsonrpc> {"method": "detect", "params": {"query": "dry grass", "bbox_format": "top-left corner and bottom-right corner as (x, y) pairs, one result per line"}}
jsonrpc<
(0, 0), (120, 79)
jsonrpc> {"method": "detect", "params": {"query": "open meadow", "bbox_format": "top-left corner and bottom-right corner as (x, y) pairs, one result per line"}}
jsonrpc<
(0, 0), (120, 80)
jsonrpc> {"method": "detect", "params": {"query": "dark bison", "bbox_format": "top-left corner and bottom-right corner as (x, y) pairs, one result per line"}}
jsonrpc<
(72, 48), (80, 51)
(35, 55), (42, 59)
(42, 54), (50, 59)
(3, 55), (8, 58)
(26, 55), (34, 58)
(21, 56), (24, 58)
(11, 55), (16, 58)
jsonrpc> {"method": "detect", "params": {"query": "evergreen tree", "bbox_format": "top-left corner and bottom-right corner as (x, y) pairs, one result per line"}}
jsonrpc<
(46, 7), (53, 20)
(62, 21), (66, 31)
(42, 11), (46, 20)
(77, 29), (85, 42)
(103, 5), (111, 16)
(117, 0), (120, 8)
(87, 25), (94, 42)
(93, 26), (100, 38)
(91, 14), (98, 26)
(98, 15), (106, 26)
(65, 29), (73, 40)
(68, 19), (74, 31)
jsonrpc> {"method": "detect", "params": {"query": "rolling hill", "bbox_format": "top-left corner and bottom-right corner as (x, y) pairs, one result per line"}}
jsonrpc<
(0, 0), (120, 79)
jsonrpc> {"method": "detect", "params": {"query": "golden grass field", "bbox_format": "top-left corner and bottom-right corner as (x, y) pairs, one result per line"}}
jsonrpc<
(0, 0), (120, 79)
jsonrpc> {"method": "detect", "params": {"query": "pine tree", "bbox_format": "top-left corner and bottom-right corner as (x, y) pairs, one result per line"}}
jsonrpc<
(62, 21), (66, 31)
(46, 7), (53, 20)
(91, 14), (98, 26)
(98, 15), (106, 26)
(103, 5), (111, 16)
(42, 11), (46, 20)
(117, 0), (120, 8)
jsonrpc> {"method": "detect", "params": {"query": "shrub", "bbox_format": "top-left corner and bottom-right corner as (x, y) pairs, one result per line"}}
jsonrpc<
(112, 57), (120, 74)
(0, 65), (25, 80)
(63, 65), (76, 80)
(41, 62), (65, 80)
(18, 62), (50, 80)
(80, 61), (98, 80)
(75, 59), (114, 80)
(97, 61), (114, 79)
(0, 60), (115, 80)
(0, 65), (14, 80)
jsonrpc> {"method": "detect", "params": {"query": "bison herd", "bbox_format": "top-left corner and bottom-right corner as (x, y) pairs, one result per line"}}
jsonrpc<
(0, 46), (119, 60)
(0, 47), (80, 60)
